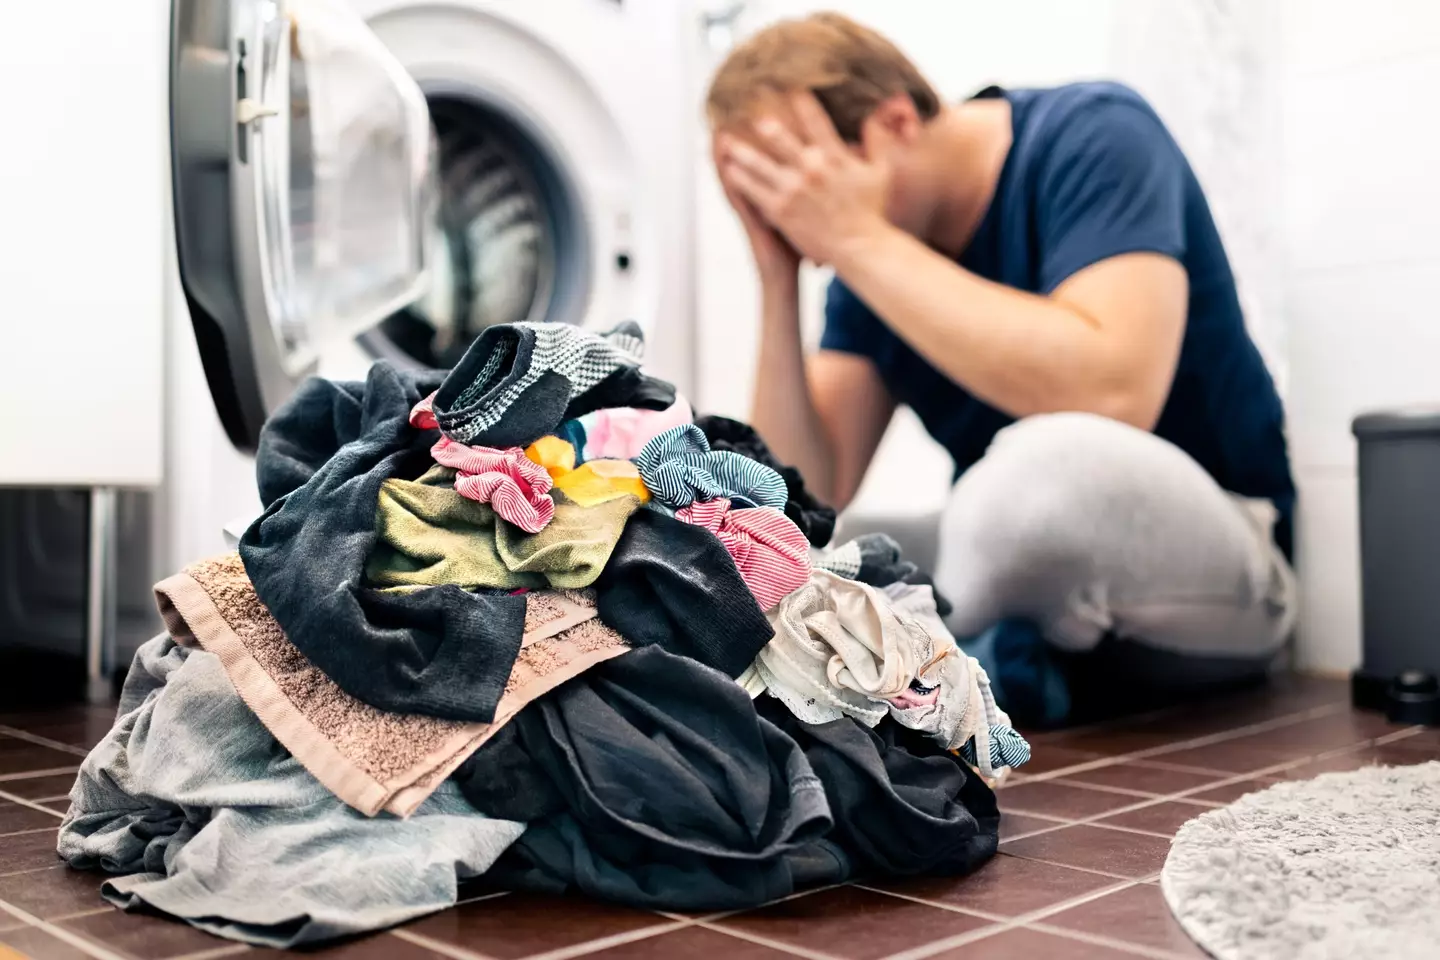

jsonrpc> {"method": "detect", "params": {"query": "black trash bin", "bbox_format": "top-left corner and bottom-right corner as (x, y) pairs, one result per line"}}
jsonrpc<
(1352, 408), (1440, 725)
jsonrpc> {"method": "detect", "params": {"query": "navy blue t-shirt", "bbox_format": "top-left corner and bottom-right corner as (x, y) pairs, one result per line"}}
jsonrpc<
(821, 82), (1294, 557)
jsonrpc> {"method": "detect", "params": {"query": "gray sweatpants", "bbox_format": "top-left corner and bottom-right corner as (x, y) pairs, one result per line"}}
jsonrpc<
(933, 413), (1296, 693)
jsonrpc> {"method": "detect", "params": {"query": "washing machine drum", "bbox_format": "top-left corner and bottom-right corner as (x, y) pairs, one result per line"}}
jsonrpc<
(362, 93), (576, 371)
(172, 0), (576, 452)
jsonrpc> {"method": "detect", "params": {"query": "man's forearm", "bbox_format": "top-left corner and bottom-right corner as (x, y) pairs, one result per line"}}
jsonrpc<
(748, 278), (838, 504)
(830, 225), (1173, 428)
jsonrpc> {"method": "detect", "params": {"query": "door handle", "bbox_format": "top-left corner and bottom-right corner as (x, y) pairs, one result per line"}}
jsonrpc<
(237, 97), (280, 126)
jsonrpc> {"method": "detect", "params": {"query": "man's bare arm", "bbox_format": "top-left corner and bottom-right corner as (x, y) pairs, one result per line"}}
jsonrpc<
(832, 238), (1188, 430)
(722, 93), (1189, 431)
(748, 278), (895, 510)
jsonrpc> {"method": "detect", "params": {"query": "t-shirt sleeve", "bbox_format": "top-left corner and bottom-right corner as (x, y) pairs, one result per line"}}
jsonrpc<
(1037, 97), (1187, 294)
(818, 278), (885, 357)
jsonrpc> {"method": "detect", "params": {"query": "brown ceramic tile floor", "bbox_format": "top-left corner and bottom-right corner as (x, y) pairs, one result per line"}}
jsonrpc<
(1, 676), (1437, 960)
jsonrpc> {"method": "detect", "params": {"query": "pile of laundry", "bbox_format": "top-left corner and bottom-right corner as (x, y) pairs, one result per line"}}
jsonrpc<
(55, 321), (1029, 948)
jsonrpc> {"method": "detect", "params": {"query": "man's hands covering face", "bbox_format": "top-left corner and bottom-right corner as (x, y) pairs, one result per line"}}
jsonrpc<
(717, 92), (893, 269)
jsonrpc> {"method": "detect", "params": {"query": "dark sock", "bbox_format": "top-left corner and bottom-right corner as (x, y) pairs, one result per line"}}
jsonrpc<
(593, 509), (772, 677)
(966, 619), (1071, 728)
(433, 322), (677, 448)
(566, 365), (676, 420)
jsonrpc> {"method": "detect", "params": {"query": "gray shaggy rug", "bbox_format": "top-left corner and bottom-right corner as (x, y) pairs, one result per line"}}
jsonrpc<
(1162, 761), (1440, 960)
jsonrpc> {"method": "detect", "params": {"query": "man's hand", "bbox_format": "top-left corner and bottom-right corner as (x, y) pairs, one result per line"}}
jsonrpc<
(719, 93), (893, 266)
(713, 136), (801, 286)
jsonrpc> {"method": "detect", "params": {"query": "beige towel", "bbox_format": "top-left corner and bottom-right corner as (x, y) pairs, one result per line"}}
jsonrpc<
(155, 552), (628, 817)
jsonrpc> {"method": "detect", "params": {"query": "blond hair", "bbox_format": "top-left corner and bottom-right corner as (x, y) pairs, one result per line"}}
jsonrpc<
(705, 12), (941, 142)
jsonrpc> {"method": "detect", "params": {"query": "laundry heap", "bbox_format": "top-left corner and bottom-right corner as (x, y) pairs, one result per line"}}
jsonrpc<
(56, 321), (1029, 948)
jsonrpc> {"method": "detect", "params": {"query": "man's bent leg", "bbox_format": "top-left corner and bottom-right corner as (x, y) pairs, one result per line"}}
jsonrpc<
(934, 413), (1295, 714)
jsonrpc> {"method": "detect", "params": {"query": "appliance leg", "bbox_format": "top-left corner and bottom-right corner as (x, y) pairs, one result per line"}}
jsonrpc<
(85, 487), (118, 704)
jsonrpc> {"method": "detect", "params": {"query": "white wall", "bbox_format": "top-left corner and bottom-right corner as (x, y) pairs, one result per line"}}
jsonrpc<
(0, 1), (167, 487)
(1280, 0), (1440, 671)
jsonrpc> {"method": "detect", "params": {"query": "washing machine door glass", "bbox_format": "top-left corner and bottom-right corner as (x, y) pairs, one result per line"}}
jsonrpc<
(172, 0), (435, 451)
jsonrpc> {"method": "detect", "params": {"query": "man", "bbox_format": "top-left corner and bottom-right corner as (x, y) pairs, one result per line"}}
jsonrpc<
(707, 12), (1296, 725)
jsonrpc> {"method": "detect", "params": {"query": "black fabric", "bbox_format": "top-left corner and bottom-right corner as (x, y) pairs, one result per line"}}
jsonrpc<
(755, 699), (1000, 881)
(593, 508), (772, 678)
(694, 415), (838, 548)
(1057, 633), (1273, 727)
(454, 646), (1001, 910)
(239, 364), (529, 723)
(454, 645), (835, 910)
(850, 532), (919, 584)
(432, 324), (674, 449)
(568, 365), (677, 420)
(899, 571), (954, 619)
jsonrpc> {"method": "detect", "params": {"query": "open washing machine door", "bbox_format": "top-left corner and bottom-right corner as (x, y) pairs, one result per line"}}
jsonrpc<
(171, 0), (436, 451)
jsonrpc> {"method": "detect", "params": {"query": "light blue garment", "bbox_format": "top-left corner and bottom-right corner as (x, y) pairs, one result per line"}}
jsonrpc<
(634, 424), (787, 510)
(963, 619), (1072, 728)
(58, 635), (525, 948)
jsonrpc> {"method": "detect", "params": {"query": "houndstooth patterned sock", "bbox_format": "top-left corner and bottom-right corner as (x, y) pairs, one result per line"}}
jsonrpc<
(602, 319), (646, 362)
(432, 322), (674, 449)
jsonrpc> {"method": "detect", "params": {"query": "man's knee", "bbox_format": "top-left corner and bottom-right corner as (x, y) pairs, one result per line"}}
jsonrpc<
(942, 414), (1169, 567)
(982, 412), (1187, 486)
(938, 414), (1244, 604)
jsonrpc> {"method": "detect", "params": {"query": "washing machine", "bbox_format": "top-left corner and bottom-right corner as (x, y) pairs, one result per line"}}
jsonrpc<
(162, 0), (703, 577)
(176, 0), (700, 454)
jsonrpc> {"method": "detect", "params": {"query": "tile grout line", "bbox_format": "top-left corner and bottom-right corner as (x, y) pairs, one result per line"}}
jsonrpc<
(0, 789), (67, 819)
(692, 920), (848, 960)
(1123, 757), (1269, 776)
(165, 945), (251, 960)
(0, 867), (67, 881)
(999, 735), (1411, 849)
(1012, 780), (1185, 801)
(844, 887), (1018, 928)
(1016, 703), (1350, 785)
(0, 828), (62, 841)
(878, 919), (1019, 960)
(1025, 918), (1194, 959)
(1375, 727), (1428, 746)
(997, 824), (1072, 843)
(1072, 821), (1177, 842)
(45, 909), (112, 923)
(393, 927), (502, 960)
(0, 768), (79, 784)
(1001, 796), (1193, 849)
(1005, 880), (1141, 926)
(986, 847), (1159, 884)
(661, 883), (849, 926)
(0, 727), (93, 759)
(853, 876), (1137, 930)
(515, 920), (694, 960)
(0, 897), (129, 960)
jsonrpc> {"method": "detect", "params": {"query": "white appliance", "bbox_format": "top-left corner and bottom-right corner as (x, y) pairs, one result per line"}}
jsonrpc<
(0, 0), (702, 699)
(169, 0), (702, 568)
(176, 0), (699, 452)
